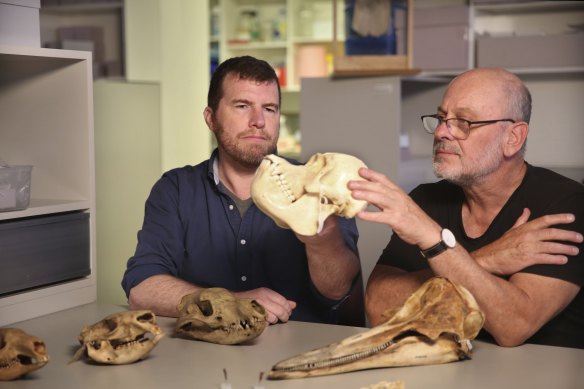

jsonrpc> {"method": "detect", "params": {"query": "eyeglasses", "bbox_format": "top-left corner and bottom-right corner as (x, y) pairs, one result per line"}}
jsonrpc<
(421, 114), (515, 140)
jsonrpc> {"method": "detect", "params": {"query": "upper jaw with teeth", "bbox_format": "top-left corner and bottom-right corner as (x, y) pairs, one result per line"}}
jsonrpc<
(268, 277), (485, 380)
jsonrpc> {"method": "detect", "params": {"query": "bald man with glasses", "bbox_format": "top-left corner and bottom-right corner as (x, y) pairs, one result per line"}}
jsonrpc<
(348, 67), (584, 349)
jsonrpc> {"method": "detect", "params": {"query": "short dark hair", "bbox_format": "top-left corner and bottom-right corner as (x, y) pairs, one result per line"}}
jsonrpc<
(207, 56), (281, 113)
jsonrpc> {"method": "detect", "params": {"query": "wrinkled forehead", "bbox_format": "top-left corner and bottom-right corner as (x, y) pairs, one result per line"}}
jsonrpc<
(442, 72), (509, 117)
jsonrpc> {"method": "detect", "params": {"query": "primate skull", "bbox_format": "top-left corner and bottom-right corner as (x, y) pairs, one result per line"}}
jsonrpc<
(175, 288), (268, 345)
(269, 277), (485, 379)
(251, 153), (368, 236)
(0, 328), (49, 381)
(72, 310), (163, 364)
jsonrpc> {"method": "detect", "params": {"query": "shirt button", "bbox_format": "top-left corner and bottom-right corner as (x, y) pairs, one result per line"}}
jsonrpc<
(241, 276), (247, 281)
(229, 204), (234, 210)
(240, 239), (246, 245)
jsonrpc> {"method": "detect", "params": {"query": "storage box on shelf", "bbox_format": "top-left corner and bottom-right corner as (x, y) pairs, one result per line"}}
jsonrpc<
(396, 5), (470, 72)
(472, 0), (584, 73)
(0, 45), (96, 326)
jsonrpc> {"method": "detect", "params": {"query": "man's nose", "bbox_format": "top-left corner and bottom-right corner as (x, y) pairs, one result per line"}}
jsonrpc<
(249, 107), (265, 128)
(434, 119), (454, 140)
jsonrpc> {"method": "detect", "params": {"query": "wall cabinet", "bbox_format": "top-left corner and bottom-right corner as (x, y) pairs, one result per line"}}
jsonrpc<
(0, 45), (96, 326)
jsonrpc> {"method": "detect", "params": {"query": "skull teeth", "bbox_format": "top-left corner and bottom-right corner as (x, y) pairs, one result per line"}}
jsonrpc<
(269, 161), (295, 202)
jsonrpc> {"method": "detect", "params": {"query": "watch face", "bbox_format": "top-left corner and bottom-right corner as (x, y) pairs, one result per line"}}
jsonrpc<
(441, 228), (456, 248)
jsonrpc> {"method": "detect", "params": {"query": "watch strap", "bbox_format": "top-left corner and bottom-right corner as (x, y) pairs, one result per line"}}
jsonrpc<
(420, 240), (448, 259)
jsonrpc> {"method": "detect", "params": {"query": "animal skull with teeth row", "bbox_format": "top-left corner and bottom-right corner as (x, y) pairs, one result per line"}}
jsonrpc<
(0, 328), (49, 381)
(268, 277), (485, 379)
(251, 153), (369, 236)
(71, 310), (164, 365)
(175, 288), (268, 345)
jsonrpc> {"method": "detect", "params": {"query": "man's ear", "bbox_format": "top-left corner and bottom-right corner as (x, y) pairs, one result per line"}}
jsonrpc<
(203, 107), (214, 131)
(504, 121), (528, 157)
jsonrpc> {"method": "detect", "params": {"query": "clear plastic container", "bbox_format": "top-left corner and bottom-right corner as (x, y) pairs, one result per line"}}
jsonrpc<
(0, 165), (32, 211)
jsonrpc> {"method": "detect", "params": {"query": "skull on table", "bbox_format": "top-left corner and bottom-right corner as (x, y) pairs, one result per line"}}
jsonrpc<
(269, 277), (485, 379)
(251, 153), (368, 236)
(71, 310), (163, 365)
(175, 288), (268, 345)
(0, 328), (49, 381)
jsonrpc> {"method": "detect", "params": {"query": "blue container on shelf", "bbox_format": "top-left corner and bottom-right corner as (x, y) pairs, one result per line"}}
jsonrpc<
(344, 0), (406, 56)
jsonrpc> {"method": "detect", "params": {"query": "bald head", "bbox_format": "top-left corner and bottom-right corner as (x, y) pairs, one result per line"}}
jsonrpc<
(447, 68), (532, 124)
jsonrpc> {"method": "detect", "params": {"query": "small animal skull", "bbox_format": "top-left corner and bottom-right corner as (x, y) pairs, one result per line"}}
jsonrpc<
(269, 277), (485, 379)
(251, 153), (368, 236)
(72, 310), (163, 364)
(175, 288), (268, 345)
(0, 328), (49, 381)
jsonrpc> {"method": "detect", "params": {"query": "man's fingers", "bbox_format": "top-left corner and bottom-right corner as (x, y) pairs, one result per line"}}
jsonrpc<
(513, 208), (531, 228)
(539, 228), (584, 244)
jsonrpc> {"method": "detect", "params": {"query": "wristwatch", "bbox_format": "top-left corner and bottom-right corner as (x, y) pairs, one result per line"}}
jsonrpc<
(420, 228), (456, 259)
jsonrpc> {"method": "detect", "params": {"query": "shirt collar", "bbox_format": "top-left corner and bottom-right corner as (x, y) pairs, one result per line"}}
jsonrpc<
(208, 148), (220, 186)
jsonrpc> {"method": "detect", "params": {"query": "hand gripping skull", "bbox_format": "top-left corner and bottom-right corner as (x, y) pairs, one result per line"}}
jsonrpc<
(175, 288), (268, 345)
(71, 310), (164, 364)
(268, 277), (485, 379)
(251, 153), (368, 236)
(0, 328), (49, 381)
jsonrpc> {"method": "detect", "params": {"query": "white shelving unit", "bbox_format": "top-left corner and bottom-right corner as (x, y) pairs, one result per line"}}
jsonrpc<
(213, 0), (342, 91)
(0, 44), (96, 326)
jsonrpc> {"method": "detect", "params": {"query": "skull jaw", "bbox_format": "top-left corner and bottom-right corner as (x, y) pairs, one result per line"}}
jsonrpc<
(269, 334), (471, 379)
(83, 333), (164, 364)
(175, 318), (268, 345)
(0, 356), (49, 381)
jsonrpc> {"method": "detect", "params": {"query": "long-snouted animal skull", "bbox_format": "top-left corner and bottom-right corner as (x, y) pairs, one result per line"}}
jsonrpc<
(175, 288), (268, 345)
(0, 328), (49, 381)
(251, 153), (368, 236)
(71, 310), (163, 365)
(268, 277), (485, 379)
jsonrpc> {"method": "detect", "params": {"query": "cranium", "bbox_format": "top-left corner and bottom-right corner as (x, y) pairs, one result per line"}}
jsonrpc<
(0, 328), (49, 381)
(71, 310), (163, 364)
(175, 288), (268, 345)
(251, 153), (368, 236)
(268, 277), (485, 379)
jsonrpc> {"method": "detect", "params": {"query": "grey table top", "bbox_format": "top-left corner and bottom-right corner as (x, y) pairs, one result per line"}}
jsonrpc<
(2, 303), (583, 388)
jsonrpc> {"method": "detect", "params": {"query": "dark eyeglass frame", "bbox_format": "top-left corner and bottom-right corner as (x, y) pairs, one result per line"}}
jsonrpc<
(420, 114), (516, 140)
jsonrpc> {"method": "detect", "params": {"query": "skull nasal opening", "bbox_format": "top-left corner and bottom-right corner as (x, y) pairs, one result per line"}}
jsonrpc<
(197, 300), (214, 316)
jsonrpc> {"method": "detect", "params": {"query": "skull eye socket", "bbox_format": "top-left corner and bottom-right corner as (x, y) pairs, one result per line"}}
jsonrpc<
(104, 319), (118, 332)
(137, 312), (154, 322)
(197, 300), (214, 316)
(251, 300), (266, 315)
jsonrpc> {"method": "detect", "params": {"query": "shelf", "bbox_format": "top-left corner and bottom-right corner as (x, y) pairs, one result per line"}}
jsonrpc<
(0, 44), (96, 325)
(474, 1), (584, 15)
(40, 2), (123, 14)
(0, 199), (91, 221)
(226, 40), (287, 50)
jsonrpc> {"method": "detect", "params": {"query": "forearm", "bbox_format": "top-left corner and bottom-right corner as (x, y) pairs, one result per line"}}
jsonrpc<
(304, 232), (360, 301)
(128, 274), (201, 318)
(428, 245), (562, 346)
(365, 265), (433, 326)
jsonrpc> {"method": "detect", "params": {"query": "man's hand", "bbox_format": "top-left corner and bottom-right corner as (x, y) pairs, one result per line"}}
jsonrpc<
(233, 288), (296, 324)
(348, 167), (442, 248)
(473, 208), (583, 275)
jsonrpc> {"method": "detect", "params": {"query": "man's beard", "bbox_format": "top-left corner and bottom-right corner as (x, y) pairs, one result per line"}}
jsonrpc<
(432, 134), (504, 187)
(214, 121), (278, 169)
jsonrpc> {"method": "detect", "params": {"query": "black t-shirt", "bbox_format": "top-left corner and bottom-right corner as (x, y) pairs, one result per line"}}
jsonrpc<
(378, 163), (584, 348)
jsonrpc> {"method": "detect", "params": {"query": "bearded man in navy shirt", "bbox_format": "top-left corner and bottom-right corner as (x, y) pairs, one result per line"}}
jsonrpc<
(122, 56), (363, 325)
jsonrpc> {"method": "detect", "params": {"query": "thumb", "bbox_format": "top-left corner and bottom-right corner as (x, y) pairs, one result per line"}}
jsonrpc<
(512, 208), (531, 228)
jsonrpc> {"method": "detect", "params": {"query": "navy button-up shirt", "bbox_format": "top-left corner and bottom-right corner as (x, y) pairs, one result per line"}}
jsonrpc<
(122, 150), (360, 324)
